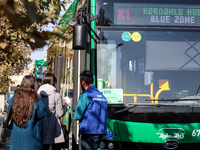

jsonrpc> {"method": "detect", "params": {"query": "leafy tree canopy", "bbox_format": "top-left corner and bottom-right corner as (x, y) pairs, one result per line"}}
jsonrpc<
(0, 0), (71, 94)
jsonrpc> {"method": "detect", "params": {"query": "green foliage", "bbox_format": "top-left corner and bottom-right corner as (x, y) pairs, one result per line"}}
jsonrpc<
(0, 0), (72, 94)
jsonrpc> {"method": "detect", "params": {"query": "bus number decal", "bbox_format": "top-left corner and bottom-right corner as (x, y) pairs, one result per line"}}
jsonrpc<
(192, 130), (200, 137)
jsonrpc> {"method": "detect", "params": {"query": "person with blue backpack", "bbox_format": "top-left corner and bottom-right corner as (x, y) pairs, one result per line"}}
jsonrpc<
(73, 70), (108, 150)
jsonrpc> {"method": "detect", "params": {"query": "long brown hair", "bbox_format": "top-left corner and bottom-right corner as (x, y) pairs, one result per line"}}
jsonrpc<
(12, 75), (38, 128)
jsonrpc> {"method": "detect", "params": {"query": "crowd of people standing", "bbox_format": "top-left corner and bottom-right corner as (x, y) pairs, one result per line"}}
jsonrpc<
(7, 73), (68, 150)
(6, 70), (108, 150)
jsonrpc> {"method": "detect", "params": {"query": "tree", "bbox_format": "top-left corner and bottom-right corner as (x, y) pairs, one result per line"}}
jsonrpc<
(0, 43), (32, 94)
(0, 0), (71, 94)
(47, 40), (73, 81)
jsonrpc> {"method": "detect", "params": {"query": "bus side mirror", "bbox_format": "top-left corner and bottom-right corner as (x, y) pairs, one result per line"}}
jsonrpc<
(73, 24), (87, 50)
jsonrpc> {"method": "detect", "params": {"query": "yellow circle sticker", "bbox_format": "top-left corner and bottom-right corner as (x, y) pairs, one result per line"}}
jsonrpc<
(131, 32), (142, 42)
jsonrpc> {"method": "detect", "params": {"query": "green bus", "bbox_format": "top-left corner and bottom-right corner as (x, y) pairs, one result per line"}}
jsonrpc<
(35, 59), (46, 79)
(64, 0), (200, 149)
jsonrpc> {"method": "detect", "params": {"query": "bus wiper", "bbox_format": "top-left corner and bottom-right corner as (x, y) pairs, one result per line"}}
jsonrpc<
(124, 103), (189, 108)
(146, 99), (200, 102)
(110, 103), (189, 116)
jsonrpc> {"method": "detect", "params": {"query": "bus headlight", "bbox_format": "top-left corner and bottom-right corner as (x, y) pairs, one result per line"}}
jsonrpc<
(108, 142), (114, 149)
(99, 142), (105, 149)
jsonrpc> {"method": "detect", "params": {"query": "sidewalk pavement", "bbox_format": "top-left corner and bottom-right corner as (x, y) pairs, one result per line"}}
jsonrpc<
(0, 110), (72, 150)
(0, 129), (10, 150)
(0, 111), (10, 150)
(0, 114), (5, 142)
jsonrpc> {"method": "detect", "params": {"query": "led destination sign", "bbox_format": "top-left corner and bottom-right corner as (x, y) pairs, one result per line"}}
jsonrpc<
(114, 3), (200, 26)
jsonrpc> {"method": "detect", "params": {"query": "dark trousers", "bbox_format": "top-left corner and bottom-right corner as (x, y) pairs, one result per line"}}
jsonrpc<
(81, 134), (103, 150)
(42, 144), (61, 150)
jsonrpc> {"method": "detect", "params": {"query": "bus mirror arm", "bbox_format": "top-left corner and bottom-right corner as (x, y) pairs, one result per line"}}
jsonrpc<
(68, 9), (100, 40)
(81, 14), (100, 41)
(85, 22), (100, 42)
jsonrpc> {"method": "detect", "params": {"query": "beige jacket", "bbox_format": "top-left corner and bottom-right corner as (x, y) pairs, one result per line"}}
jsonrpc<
(37, 84), (67, 144)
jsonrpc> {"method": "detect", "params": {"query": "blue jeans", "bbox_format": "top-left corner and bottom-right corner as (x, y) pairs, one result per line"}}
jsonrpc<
(81, 134), (103, 150)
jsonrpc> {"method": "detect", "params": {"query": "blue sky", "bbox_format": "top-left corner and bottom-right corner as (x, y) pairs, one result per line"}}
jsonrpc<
(30, 3), (71, 64)
(30, 46), (47, 62)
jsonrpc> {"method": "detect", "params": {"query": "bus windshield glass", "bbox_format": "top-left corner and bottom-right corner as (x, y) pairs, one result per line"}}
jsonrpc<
(37, 65), (46, 79)
(96, 29), (200, 106)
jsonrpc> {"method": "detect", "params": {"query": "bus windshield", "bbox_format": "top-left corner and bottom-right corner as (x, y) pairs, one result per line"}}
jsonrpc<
(37, 65), (46, 79)
(96, 29), (200, 107)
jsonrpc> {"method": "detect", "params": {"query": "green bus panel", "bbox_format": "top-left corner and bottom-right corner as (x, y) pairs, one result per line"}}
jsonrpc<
(113, 120), (200, 143)
(105, 118), (121, 141)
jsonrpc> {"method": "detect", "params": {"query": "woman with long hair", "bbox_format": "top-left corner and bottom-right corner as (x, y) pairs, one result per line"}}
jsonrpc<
(9, 75), (46, 150)
(37, 73), (68, 150)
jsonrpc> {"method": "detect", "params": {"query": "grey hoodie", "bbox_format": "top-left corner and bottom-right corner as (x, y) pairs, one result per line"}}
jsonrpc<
(37, 84), (67, 144)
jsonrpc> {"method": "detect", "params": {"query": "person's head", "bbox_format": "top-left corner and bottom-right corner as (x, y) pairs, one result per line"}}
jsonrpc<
(12, 75), (38, 128)
(80, 70), (93, 91)
(42, 73), (57, 87)
(18, 75), (35, 91)
(35, 78), (42, 91)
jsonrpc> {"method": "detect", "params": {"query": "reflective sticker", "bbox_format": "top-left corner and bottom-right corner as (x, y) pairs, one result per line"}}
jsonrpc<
(103, 89), (123, 104)
(132, 32), (142, 42)
(121, 32), (131, 42)
(105, 131), (114, 139)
